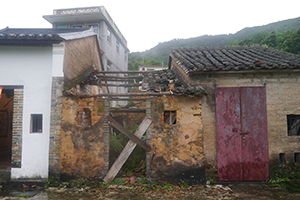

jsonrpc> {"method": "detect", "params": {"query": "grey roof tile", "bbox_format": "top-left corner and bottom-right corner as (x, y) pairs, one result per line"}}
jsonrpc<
(171, 46), (300, 72)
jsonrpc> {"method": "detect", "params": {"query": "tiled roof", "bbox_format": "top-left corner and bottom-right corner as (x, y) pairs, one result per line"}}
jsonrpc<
(170, 46), (300, 72)
(0, 27), (89, 40)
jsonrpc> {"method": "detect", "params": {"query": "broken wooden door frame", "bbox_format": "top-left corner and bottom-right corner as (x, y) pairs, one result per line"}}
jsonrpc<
(103, 100), (152, 183)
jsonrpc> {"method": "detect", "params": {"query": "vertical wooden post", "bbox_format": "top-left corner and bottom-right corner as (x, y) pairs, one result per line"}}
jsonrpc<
(145, 100), (153, 179)
(103, 100), (110, 175)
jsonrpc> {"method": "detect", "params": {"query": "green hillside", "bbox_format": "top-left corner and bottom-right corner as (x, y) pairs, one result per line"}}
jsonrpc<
(129, 16), (300, 68)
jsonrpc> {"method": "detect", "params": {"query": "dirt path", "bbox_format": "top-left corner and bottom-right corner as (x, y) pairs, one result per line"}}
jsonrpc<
(1, 182), (299, 200)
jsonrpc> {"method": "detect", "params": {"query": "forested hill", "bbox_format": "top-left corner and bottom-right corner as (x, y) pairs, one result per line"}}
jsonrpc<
(129, 16), (300, 68)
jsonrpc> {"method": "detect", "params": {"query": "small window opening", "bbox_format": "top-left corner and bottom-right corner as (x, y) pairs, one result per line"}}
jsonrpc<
(287, 115), (300, 136)
(77, 108), (91, 127)
(31, 114), (42, 133)
(107, 29), (111, 44)
(71, 24), (83, 29)
(164, 111), (176, 124)
(279, 153), (286, 164)
(116, 40), (120, 53)
(295, 153), (300, 163)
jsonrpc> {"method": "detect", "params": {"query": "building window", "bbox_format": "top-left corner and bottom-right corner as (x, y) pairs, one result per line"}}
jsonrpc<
(116, 40), (120, 54)
(124, 53), (127, 61)
(71, 24), (83, 29)
(30, 114), (42, 133)
(279, 153), (286, 164)
(57, 24), (68, 28)
(287, 115), (300, 136)
(295, 153), (300, 163)
(164, 111), (176, 124)
(107, 28), (111, 45)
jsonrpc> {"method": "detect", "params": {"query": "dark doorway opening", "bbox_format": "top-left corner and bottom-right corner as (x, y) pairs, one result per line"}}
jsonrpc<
(0, 89), (14, 180)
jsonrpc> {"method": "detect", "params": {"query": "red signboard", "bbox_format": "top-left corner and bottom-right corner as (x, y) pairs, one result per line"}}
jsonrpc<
(216, 87), (269, 181)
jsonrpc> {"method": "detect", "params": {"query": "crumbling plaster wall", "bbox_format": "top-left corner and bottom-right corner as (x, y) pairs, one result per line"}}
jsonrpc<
(60, 97), (108, 179)
(191, 71), (300, 175)
(150, 96), (205, 184)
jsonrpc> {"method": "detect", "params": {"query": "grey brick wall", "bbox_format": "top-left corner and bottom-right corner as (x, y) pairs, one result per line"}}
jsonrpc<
(49, 77), (64, 179)
(102, 100), (110, 176)
(11, 88), (23, 168)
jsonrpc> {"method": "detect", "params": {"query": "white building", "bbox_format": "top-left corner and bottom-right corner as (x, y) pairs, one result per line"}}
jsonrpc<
(0, 28), (103, 180)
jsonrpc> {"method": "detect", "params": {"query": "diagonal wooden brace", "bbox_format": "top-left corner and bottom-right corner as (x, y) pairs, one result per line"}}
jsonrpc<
(103, 116), (152, 183)
(107, 116), (151, 151)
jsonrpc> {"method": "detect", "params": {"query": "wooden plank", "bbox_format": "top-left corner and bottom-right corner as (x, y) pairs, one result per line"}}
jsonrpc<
(76, 91), (171, 98)
(103, 117), (152, 183)
(107, 116), (151, 151)
(93, 83), (142, 87)
(97, 75), (143, 79)
(111, 109), (146, 113)
(97, 71), (151, 74)
(97, 98), (151, 101)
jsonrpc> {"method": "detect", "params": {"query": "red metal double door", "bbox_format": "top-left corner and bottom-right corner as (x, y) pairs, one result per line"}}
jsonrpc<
(215, 86), (269, 181)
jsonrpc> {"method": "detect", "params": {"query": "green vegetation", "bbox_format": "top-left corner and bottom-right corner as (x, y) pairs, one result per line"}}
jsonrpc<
(129, 16), (300, 66)
(237, 28), (300, 55)
(15, 195), (29, 198)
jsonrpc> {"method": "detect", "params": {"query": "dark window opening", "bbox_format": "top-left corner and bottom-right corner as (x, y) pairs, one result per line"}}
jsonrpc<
(77, 108), (91, 127)
(279, 153), (286, 164)
(164, 111), (176, 124)
(287, 115), (300, 136)
(31, 114), (42, 133)
(116, 40), (120, 53)
(295, 153), (300, 163)
(71, 24), (83, 29)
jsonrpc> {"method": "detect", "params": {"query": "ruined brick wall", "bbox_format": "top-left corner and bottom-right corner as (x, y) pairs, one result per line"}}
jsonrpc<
(191, 71), (300, 176)
(59, 97), (109, 180)
(150, 96), (205, 184)
(63, 36), (103, 82)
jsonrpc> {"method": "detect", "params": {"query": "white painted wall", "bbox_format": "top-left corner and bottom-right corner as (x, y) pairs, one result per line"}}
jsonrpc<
(52, 43), (65, 77)
(0, 45), (53, 179)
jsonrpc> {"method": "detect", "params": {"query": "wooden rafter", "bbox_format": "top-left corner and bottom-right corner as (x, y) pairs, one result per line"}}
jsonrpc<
(97, 70), (151, 74)
(92, 83), (142, 87)
(97, 75), (143, 80)
(97, 98), (152, 101)
(75, 91), (171, 98)
(111, 108), (146, 113)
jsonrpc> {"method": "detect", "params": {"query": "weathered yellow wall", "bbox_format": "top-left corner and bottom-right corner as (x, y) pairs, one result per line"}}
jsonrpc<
(60, 97), (107, 179)
(191, 71), (300, 174)
(150, 96), (205, 183)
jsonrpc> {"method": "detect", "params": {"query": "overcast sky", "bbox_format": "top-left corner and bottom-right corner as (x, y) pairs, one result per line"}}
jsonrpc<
(0, 0), (299, 52)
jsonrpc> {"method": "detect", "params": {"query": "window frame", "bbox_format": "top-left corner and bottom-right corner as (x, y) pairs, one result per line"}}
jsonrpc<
(30, 114), (43, 133)
(287, 115), (300, 136)
(164, 110), (176, 125)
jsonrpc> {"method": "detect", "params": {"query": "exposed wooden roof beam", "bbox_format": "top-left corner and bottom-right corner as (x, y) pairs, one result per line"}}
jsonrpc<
(97, 75), (143, 79)
(97, 71), (151, 74)
(97, 98), (151, 101)
(91, 83), (142, 87)
(74, 91), (171, 98)
(111, 109), (146, 113)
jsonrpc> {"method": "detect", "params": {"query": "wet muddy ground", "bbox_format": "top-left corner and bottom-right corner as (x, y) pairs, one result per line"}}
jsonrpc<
(1, 181), (300, 200)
